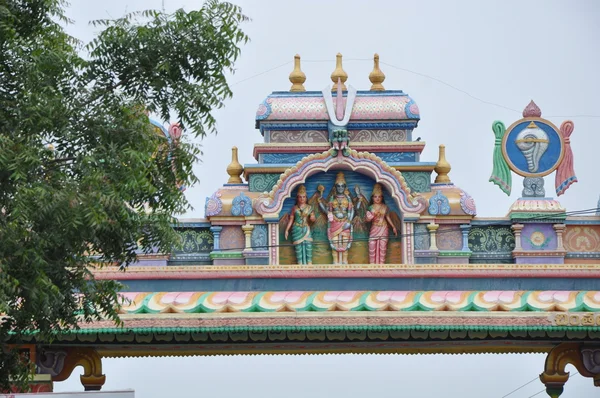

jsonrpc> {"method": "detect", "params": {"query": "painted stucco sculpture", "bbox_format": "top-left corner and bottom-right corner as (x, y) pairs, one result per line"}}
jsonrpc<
(489, 101), (577, 197)
(30, 54), (599, 397)
(365, 183), (398, 264)
(322, 172), (355, 264)
(284, 185), (315, 264)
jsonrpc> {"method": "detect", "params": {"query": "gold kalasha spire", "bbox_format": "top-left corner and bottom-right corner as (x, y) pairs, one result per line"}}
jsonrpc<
(330, 53), (348, 91)
(226, 146), (244, 184)
(434, 144), (452, 184)
(289, 54), (306, 92)
(369, 53), (385, 91)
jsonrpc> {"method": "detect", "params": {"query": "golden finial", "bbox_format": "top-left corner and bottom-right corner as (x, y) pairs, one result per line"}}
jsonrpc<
(330, 53), (348, 91)
(289, 54), (306, 92)
(226, 146), (244, 184)
(434, 144), (452, 184)
(369, 53), (385, 91)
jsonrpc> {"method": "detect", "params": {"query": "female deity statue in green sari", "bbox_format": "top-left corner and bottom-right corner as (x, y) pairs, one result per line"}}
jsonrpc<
(285, 185), (316, 265)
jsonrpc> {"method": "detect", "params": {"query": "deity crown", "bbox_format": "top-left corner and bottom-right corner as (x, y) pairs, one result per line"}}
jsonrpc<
(372, 183), (383, 196)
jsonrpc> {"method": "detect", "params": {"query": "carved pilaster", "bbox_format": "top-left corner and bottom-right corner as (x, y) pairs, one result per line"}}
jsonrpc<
(427, 223), (439, 251)
(511, 223), (524, 251)
(553, 224), (566, 251)
(268, 222), (279, 265)
(242, 224), (254, 251)
(210, 226), (223, 251)
(460, 224), (471, 252)
(403, 221), (414, 264)
(539, 343), (600, 397)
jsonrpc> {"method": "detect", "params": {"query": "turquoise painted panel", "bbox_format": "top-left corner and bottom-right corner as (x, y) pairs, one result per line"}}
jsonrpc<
(414, 224), (430, 250)
(402, 172), (431, 193)
(249, 174), (280, 192)
(374, 152), (416, 162)
(118, 278), (600, 292)
(262, 153), (309, 164)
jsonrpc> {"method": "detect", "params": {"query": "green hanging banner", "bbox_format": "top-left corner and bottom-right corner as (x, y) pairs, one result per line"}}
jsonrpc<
(489, 120), (512, 196)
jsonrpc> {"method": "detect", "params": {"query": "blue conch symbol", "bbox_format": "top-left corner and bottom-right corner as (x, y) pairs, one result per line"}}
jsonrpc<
(515, 122), (549, 173)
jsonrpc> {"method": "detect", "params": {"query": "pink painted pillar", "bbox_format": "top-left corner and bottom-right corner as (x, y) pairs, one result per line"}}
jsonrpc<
(268, 223), (279, 265)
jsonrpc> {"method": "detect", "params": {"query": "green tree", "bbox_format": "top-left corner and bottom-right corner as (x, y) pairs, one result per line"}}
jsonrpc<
(0, 0), (248, 389)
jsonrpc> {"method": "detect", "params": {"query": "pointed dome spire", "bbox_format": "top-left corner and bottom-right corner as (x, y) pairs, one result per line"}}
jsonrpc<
(434, 144), (452, 184)
(369, 53), (385, 91)
(330, 53), (348, 91)
(289, 54), (306, 92)
(226, 146), (243, 184)
(523, 100), (542, 118)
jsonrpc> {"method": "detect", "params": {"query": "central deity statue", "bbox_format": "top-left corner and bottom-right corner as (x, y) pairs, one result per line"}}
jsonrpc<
(319, 172), (355, 264)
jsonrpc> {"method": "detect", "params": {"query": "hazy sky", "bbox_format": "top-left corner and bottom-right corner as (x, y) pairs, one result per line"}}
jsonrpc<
(55, 0), (600, 396)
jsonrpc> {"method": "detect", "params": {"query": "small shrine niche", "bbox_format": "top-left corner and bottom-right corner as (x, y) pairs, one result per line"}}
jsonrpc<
(278, 170), (402, 265)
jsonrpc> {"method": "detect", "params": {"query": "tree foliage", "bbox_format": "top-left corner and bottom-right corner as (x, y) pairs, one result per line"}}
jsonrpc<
(0, 0), (248, 389)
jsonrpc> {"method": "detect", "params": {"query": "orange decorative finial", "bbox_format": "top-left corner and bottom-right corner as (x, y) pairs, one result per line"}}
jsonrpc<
(289, 54), (306, 92)
(330, 53), (348, 91)
(369, 53), (385, 91)
(434, 144), (452, 184)
(226, 146), (244, 184)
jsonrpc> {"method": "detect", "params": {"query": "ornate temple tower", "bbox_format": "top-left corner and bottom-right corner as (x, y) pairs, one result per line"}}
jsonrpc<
(202, 53), (478, 266)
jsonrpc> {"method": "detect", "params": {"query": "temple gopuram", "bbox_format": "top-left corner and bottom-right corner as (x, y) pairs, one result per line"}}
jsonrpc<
(30, 54), (600, 397)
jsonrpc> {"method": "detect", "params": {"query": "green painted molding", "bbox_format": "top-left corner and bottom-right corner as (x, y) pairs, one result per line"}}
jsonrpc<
(509, 212), (567, 221)
(210, 251), (243, 260)
(438, 251), (472, 257)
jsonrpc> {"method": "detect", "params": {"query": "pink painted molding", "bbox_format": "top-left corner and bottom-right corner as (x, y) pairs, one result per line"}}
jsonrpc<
(92, 264), (600, 280)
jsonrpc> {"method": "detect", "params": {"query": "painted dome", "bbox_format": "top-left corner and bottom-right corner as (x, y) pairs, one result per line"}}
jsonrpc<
(205, 187), (262, 218)
(420, 183), (477, 217)
(255, 91), (420, 126)
(507, 198), (566, 220)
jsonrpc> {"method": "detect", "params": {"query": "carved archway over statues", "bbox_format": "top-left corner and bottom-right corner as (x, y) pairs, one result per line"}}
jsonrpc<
(255, 150), (427, 265)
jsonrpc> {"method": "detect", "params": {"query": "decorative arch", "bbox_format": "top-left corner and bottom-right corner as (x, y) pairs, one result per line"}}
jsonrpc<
(255, 150), (427, 217)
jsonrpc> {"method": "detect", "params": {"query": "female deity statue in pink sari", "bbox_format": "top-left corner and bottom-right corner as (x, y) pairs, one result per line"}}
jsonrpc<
(365, 183), (398, 264)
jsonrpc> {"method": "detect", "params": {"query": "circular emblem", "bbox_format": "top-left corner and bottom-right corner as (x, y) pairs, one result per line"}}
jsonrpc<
(502, 117), (564, 177)
(530, 231), (546, 247)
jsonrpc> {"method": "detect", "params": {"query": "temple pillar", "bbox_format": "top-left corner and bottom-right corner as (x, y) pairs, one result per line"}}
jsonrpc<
(511, 223), (524, 251)
(553, 224), (566, 251)
(210, 226), (223, 251)
(539, 343), (600, 397)
(402, 221), (414, 264)
(268, 222), (279, 265)
(460, 224), (471, 252)
(422, 222), (440, 264)
(242, 224), (254, 251)
(427, 223), (439, 251)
